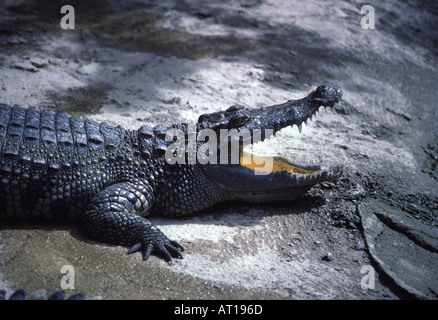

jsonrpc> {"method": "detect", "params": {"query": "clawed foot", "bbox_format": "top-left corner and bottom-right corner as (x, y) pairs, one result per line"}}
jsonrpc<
(127, 225), (184, 264)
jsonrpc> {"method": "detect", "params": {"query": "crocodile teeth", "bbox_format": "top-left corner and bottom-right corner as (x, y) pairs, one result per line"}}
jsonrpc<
(297, 124), (302, 134)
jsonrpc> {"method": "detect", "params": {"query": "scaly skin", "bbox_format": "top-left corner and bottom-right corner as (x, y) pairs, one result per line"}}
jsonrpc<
(0, 84), (343, 263)
(0, 288), (86, 300)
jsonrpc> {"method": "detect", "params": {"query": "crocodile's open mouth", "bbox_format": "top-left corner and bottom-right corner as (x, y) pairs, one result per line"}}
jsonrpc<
(198, 84), (344, 200)
(202, 124), (343, 201)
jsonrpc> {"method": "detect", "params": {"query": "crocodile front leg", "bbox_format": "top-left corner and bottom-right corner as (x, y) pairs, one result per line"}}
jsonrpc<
(81, 182), (184, 263)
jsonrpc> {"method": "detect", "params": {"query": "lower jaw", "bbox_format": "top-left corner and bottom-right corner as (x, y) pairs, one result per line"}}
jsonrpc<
(231, 185), (313, 203)
(239, 150), (321, 175)
(239, 150), (344, 187)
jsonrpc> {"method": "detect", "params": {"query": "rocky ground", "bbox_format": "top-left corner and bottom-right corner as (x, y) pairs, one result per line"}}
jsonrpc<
(0, 0), (437, 299)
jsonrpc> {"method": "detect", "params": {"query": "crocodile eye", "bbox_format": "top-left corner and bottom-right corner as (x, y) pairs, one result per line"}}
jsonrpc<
(198, 112), (222, 124)
(230, 114), (249, 126)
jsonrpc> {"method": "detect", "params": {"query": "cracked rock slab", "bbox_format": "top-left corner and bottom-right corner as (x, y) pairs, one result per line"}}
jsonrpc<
(358, 201), (438, 299)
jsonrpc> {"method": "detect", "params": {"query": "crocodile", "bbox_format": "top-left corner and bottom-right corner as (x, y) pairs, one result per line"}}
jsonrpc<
(0, 84), (343, 264)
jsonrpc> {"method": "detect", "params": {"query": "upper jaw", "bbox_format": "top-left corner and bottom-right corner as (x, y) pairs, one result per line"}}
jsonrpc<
(193, 85), (345, 196)
(197, 84), (343, 142)
(196, 84), (343, 169)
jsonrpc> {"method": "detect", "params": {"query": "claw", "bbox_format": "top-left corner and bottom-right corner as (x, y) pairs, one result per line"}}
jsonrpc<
(156, 244), (173, 264)
(127, 229), (184, 263)
(128, 242), (142, 254)
(170, 240), (185, 252)
(166, 243), (184, 259)
(141, 243), (154, 261)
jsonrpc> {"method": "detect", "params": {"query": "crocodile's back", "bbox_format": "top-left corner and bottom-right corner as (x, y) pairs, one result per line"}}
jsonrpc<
(0, 104), (128, 220)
